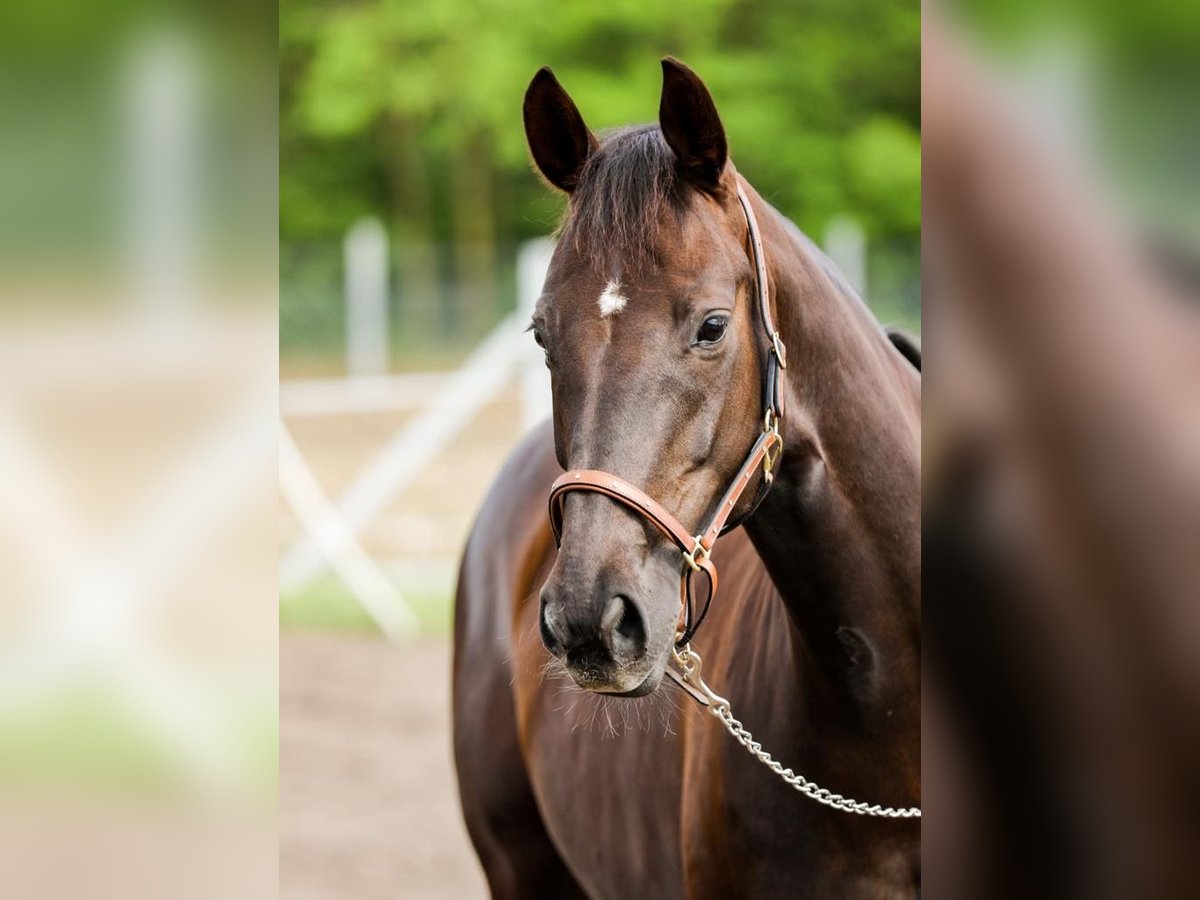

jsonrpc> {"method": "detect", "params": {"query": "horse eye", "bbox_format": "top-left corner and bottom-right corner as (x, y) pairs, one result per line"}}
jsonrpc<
(529, 325), (553, 367)
(695, 315), (729, 346)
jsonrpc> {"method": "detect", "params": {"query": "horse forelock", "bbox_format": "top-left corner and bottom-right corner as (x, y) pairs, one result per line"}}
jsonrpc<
(559, 125), (689, 276)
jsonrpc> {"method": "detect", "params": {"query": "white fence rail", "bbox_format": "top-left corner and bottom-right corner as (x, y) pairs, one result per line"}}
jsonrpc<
(280, 313), (530, 596)
(279, 425), (417, 640)
(281, 372), (449, 418)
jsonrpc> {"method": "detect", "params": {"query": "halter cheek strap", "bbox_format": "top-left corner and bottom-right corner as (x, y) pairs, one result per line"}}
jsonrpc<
(546, 184), (785, 647)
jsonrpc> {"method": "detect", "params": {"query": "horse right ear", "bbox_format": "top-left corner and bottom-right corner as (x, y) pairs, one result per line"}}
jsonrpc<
(523, 67), (597, 193)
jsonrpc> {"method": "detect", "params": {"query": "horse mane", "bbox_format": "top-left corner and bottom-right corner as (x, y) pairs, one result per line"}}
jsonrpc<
(560, 125), (687, 274)
(885, 327), (922, 371)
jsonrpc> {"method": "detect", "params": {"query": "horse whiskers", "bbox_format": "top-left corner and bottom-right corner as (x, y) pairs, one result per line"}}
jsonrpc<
(540, 674), (683, 739)
(539, 653), (573, 687)
(515, 605), (542, 649)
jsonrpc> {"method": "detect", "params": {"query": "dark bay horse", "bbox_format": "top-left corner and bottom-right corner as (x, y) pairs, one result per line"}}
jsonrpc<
(453, 59), (920, 898)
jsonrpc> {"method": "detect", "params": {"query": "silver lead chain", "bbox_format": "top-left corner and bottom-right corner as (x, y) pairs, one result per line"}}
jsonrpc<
(710, 703), (920, 818)
(673, 646), (921, 819)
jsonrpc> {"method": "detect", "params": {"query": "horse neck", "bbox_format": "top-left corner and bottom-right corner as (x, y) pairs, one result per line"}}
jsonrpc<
(740, 190), (921, 707)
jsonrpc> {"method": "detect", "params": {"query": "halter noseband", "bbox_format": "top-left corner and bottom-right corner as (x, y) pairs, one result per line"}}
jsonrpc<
(547, 184), (787, 647)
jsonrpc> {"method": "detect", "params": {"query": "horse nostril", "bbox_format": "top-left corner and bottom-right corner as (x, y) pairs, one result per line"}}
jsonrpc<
(539, 598), (566, 656)
(600, 594), (646, 660)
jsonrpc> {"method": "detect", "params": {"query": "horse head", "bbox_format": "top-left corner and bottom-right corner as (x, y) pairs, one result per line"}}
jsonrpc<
(526, 60), (776, 695)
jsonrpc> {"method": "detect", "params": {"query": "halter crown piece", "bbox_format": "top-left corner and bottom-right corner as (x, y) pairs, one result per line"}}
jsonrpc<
(545, 184), (922, 818)
(547, 184), (785, 648)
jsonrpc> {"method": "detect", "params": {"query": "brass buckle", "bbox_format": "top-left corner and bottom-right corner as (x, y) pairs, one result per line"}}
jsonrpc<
(762, 410), (783, 484)
(681, 536), (710, 573)
(763, 440), (782, 484)
(770, 330), (787, 368)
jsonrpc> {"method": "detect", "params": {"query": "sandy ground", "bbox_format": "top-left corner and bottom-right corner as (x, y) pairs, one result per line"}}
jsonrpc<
(281, 632), (488, 900)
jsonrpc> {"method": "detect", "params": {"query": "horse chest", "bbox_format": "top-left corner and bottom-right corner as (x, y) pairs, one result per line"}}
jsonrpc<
(520, 707), (689, 896)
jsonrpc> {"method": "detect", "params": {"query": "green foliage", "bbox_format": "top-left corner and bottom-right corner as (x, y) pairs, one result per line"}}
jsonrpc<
(280, 0), (919, 244)
(845, 116), (921, 235)
(280, 577), (452, 635)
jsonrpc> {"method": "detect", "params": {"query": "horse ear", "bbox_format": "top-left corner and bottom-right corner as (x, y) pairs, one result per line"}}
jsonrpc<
(523, 67), (597, 193)
(659, 57), (728, 193)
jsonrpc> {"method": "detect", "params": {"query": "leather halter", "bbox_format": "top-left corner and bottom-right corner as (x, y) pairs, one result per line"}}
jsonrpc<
(548, 184), (787, 647)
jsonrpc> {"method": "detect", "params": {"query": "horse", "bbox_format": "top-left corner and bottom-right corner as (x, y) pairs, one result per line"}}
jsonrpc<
(453, 58), (921, 898)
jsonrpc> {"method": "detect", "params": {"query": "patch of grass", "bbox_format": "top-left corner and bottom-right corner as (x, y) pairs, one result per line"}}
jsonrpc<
(0, 685), (278, 797)
(0, 690), (177, 794)
(280, 577), (453, 636)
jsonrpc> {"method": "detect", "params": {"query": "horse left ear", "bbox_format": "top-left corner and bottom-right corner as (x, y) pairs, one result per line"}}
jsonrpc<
(659, 57), (728, 193)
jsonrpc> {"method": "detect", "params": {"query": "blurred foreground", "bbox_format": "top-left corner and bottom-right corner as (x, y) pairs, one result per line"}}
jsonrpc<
(923, 7), (1199, 899)
(0, 7), (277, 899)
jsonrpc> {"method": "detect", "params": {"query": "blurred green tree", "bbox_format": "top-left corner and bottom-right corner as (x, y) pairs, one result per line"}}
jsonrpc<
(280, 0), (919, 353)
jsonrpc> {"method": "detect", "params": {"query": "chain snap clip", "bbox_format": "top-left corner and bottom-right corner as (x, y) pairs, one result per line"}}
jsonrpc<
(669, 645), (729, 711)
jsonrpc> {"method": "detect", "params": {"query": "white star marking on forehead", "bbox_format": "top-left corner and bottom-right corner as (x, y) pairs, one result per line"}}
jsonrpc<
(597, 279), (628, 318)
